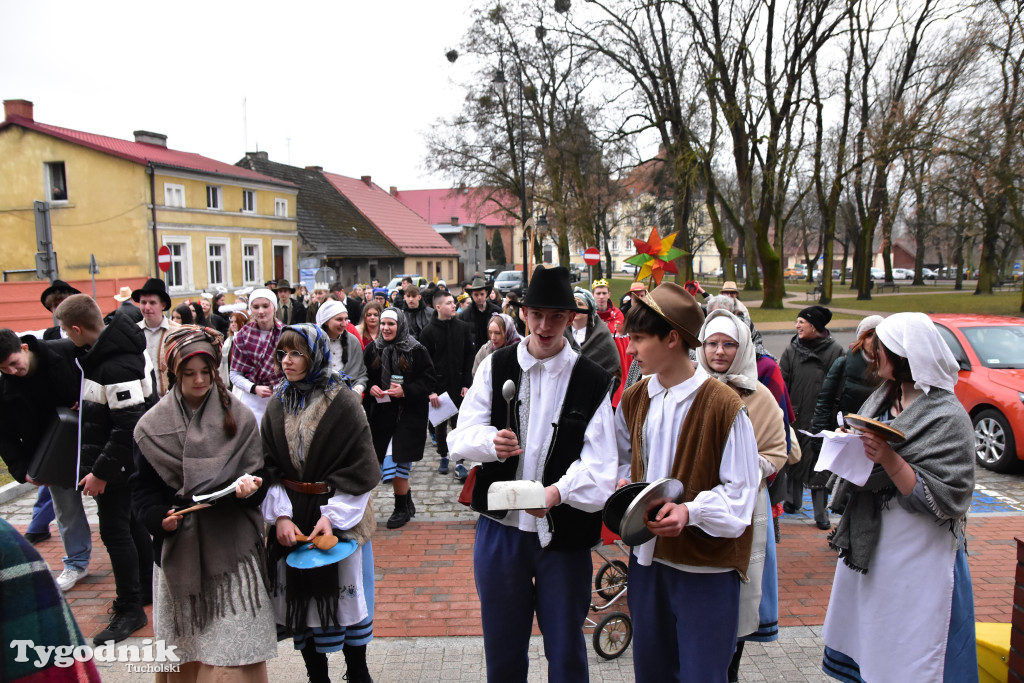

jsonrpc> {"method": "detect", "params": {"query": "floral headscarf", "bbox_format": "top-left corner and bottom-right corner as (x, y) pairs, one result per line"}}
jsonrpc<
(373, 309), (424, 388)
(274, 323), (345, 415)
(573, 287), (598, 329)
(489, 313), (522, 348)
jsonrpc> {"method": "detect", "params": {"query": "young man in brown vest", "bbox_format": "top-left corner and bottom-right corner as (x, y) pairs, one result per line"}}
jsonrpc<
(615, 282), (760, 682)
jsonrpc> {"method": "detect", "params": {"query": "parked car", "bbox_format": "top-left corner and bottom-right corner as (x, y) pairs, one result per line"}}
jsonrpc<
(493, 270), (524, 297)
(890, 268), (913, 280)
(784, 267), (805, 279)
(869, 267), (885, 279)
(620, 263), (639, 276)
(930, 314), (1024, 472)
(921, 267), (938, 280)
(386, 274), (427, 296)
(484, 268), (500, 283)
(708, 267), (724, 278)
(568, 264), (584, 283)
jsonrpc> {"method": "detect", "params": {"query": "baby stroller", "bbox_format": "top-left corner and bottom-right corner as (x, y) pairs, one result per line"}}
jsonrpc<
(585, 524), (633, 659)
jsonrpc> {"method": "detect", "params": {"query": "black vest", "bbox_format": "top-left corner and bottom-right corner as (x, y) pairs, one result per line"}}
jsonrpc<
(471, 344), (612, 551)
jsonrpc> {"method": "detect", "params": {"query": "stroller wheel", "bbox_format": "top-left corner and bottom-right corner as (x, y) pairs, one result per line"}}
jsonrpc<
(593, 611), (632, 659)
(595, 560), (629, 600)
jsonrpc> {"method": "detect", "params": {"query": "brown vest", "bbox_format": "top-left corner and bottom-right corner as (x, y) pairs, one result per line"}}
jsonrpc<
(619, 375), (753, 578)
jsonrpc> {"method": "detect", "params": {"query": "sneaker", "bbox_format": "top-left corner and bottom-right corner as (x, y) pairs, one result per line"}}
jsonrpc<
(437, 457), (449, 475)
(454, 463), (468, 482)
(23, 531), (52, 545)
(56, 566), (90, 592)
(93, 605), (147, 646)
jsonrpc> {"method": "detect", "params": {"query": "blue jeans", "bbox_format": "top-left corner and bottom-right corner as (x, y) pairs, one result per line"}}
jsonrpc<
(27, 486), (56, 533)
(49, 484), (92, 571)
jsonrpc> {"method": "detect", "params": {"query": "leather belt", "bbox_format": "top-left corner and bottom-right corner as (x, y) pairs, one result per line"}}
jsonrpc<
(282, 479), (332, 495)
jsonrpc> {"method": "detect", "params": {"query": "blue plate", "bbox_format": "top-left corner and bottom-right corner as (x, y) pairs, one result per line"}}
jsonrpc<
(286, 539), (358, 569)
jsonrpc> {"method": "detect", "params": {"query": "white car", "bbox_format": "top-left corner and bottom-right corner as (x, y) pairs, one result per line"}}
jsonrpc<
(891, 268), (913, 280)
(621, 263), (639, 275)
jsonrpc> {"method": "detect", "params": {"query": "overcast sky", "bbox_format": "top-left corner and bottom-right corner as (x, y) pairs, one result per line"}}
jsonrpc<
(1, 0), (476, 190)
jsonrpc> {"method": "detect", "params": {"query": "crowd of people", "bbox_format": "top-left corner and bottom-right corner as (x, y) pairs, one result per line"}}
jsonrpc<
(0, 269), (980, 682)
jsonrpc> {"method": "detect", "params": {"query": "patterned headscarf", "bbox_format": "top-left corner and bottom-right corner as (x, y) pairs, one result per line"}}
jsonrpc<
(489, 313), (522, 348)
(163, 325), (224, 376)
(373, 309), (423, 388)
(573, 287), (598, 329)
(274, 323), (345, 415)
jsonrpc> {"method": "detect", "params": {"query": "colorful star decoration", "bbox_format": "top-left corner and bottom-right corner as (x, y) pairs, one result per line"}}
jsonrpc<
(625, 228), (687, 285)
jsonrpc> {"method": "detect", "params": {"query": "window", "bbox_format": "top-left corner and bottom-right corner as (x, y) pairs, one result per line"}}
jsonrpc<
(242, 239), (262, 285)
(207, 239), (229, 287)
(164, 239), (191, 290)
(242, 189), (256, 213)
(164, 183), (185, 208)
(274, 198), (288, 217)
(206, 185), (222, 210)
(45, 162), (67, 202)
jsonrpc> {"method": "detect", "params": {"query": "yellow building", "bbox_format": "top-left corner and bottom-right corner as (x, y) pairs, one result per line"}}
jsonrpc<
(0, 99), (299, 303)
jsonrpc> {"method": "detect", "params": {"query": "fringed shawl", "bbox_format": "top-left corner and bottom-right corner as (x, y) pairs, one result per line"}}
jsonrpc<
(828, 384), (975, 573)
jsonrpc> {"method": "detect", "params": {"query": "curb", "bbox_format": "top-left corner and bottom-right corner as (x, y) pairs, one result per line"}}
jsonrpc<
(0, 481), (34, 506)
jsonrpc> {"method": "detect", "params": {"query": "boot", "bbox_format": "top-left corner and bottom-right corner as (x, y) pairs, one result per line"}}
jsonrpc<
(783, 478), (803, 514)
(812, 489), (831, 530)
(386, 493), (412, 529)
(300, 644), (330, 683)
(342, 644), (372, 683)
(436, 457), (449, 475)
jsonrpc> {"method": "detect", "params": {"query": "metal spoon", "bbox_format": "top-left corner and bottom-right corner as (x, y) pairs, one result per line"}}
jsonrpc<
(502, 379), (517, 430)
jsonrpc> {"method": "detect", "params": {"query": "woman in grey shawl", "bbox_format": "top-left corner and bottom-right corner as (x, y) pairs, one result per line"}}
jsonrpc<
(821, 312), (977, 682)
(567, 287), (622, 395)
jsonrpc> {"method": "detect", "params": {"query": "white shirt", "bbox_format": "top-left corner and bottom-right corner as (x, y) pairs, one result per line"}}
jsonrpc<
(138, 317), (179, 395)
(447, 336), (618, 535)
(571, 325), (587, 346)
(614, 365), (760, 568)
(261, 484), (371, 532)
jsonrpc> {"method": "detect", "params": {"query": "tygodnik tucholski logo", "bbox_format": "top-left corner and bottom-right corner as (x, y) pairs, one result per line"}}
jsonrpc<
(11, 638), (181, 673)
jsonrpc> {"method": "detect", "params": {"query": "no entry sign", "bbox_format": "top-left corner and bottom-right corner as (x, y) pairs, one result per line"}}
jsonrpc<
(583, 247), (600, 266)
(157, 245), (171, 273)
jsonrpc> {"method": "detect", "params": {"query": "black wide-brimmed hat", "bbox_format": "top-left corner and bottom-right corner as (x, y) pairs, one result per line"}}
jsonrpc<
(464, 277), (490, 292)
(39, 280), (81, 311)
(521, 266), (589, 313)
(131, 277), (172, 311)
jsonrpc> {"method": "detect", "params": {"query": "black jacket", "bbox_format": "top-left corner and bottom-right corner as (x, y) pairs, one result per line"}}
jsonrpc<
(419, 316), (474, 402)
(345, 297), (364, 325)
(76, 311), (157, 485)
(362, 343), (436, 463)
(458, 301), (502, 350)
(104, 300), (143, 326)
(0, 336), (80, 482)
(404, 305), (435, 341)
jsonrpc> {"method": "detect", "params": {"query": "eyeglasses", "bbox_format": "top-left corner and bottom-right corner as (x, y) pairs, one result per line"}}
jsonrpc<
(275, 350), (306, 362)
(703, 340), (739, 352)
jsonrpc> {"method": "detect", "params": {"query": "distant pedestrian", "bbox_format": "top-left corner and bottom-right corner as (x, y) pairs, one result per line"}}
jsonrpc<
(356, 301), (383, 349)
(229, 288), (284, 428)
(459, 277), (501, 348)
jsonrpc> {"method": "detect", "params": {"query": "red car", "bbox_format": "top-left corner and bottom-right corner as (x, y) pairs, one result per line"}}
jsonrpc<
(930, 314), (1024, 472)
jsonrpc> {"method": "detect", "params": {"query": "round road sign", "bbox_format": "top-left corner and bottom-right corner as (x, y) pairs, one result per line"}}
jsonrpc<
(583, 247), (600, 266)
(157, 245), (171, 273)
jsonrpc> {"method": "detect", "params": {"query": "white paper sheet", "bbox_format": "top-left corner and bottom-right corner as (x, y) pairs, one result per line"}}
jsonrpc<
(428, 391), (459, 427)
(800, 429), (874, 487)
(375, 394), (391, 403)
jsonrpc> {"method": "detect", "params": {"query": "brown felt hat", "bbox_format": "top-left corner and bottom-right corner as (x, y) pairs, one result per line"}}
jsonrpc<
(631, 281), (705, 348)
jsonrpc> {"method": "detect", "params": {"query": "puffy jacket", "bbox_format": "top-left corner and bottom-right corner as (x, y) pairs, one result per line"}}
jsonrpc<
(0, 336), (80, 482)
(76, 311), (157, 485)
(810, 348), (882, 433)
(419, 316), (474, 401)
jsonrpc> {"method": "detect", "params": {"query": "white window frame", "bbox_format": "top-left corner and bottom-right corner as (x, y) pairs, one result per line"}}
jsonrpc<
(162, 235), (193, 292)
(241, 189), (256, 213)
(206, 237), (230, 288)
(274, 197), (288, 217)
(272, 240), (293, 282)
(164, 183), (185, 208)
(45, 161), (68, 203)
(206, 185), (222, 210)
(241, 238), (263, 286)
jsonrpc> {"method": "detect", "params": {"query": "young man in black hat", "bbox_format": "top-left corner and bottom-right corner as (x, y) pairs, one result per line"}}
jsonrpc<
(274, 279), (306, 325)
(39, 280), (81, 340)
(448, 266), (617, 683)
(133, 277), (179, 397)
(614, 282), (760, 682)
(458, 276), (501, 349)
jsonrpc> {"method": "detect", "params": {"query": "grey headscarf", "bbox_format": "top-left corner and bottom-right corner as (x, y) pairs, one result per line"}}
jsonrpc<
(373, 308), (424, 388)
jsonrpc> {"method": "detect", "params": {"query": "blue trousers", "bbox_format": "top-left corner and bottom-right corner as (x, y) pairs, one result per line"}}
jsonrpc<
(628, 557), (740, 683)
(473, 516), (592, 683)
(49, 485), (92, 571)
(27, 486), (55, 533)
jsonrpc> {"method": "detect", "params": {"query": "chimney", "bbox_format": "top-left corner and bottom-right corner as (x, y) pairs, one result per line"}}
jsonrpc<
(4, 99), (34, 122)
(390, 186), (398, 196)
(450, 216), (459, 226)
(133, 130), (167, 147)
(247, 151), (269, 161)
(305, 166), (323, 172)
(361, 175), (372, 186)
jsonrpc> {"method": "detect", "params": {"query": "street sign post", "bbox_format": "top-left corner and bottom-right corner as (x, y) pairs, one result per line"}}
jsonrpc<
(583, 247), (600, 284)
(157, 245), (171, 275)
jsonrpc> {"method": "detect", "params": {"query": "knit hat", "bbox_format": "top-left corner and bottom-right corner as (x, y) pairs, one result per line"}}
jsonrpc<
(248, 288), (278, 312)
(798, 305), (832, 333)
(316, 299), (347, 327)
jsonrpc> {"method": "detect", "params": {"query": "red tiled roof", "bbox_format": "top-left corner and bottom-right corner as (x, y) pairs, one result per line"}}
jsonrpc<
(392, 187), (514, 227)
(0, 116), (293, 188)
(323, 173), (458, 256)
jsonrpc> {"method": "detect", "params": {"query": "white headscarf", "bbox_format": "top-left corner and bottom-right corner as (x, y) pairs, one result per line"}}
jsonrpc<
(697, 309), (759, 392)
(315, 299), (346, 328)
(874, 312), (958, 394)
(856, 314), (884, 338)
(248, 288), (278, 313)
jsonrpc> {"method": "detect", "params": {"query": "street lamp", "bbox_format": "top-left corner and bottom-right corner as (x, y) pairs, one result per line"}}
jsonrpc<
(492, 66), (531, 286)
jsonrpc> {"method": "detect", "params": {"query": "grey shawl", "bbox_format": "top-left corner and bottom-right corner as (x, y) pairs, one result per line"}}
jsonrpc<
(828, 384), (975, 573)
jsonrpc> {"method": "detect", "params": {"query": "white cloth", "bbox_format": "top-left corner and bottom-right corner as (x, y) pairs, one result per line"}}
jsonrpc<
(248, 289), (278, 312)
(697, 309), (758, 392)
(232, 386), (269, 431)
(447, 336), (618, 535)
(613, 366), (759, 568)
(822, 502), (957, 681)
(261, 483), (371, 532)
(316, 299), (346, 327)
(875, 312), (958, 394)
(572, 325), (587, 345)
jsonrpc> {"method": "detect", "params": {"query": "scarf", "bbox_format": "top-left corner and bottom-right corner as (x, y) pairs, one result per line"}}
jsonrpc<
(230, 319), (284, 387)
(828, 385), (975, 573)
(372, 309), (424, 388)
(492, 312), (522, 347)
(133, 386), (268, 635)
(274, 323), (346, 416)
(875, 312), (959, 395)
(697, 309), (759, 392)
